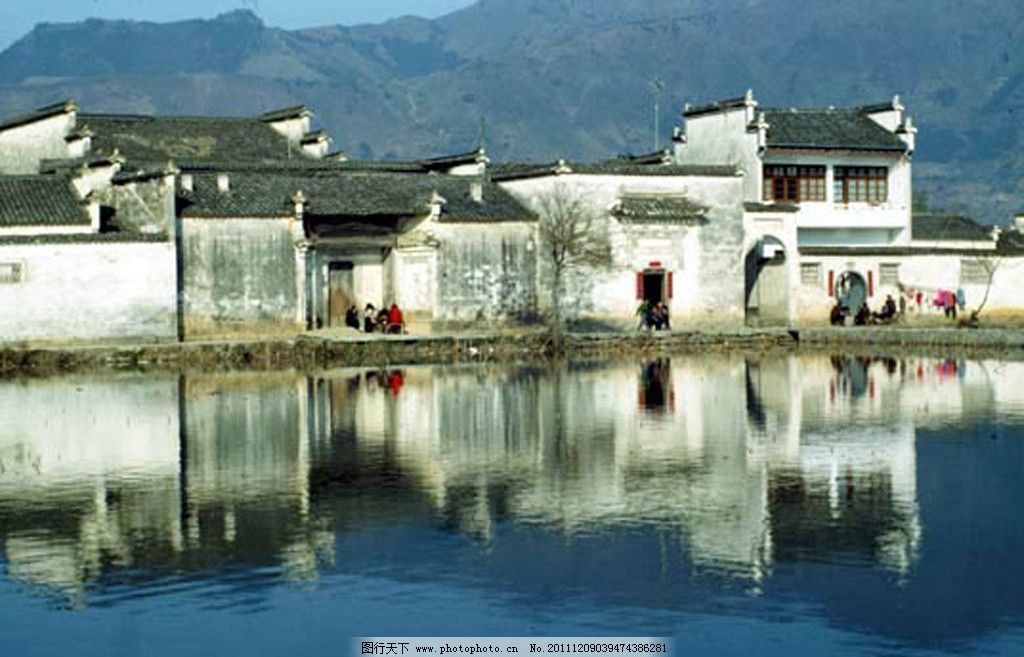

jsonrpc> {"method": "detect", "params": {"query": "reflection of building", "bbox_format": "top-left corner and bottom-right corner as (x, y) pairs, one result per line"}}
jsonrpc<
(2, 354), (1012, 603)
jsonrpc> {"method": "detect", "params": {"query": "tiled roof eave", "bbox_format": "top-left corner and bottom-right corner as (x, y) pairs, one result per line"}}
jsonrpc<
(613, 214), (707, 225)
(437, 216), (537, 223)
(766, 144), (907, 153)
(181, 211), (293, 220)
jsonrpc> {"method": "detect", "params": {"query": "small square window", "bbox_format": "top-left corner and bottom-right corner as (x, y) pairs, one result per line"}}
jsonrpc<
(800, 263), (822, 286)
(879, 263), (900, 286)
(0, 262), (23, 284)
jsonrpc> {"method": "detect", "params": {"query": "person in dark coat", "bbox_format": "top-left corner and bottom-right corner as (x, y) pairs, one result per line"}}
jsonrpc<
(345, 305), (360, 331)
(854, 303), (871, 326)
(363, 303), (377, 333)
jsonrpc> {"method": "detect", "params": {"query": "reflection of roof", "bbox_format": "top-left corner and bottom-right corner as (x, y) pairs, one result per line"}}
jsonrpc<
(912, 214), (993, 241)
(613, 195), (708, 223)
(82, 114), (298, 164)
(0, 176), (89, 227)
(762, 108), (907, 152)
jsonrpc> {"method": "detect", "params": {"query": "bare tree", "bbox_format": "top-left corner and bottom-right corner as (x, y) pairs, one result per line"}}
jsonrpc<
(961, 255), (1002, 328)
(535, 184), (613, 331)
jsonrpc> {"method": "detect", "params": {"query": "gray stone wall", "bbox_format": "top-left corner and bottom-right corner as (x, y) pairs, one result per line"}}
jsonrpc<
(101, 176), (176, 235)
(182, 218), (299, 333)
(434, 224), (538, 322)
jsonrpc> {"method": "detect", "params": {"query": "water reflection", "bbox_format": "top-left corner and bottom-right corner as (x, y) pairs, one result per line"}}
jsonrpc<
(0, 355), (1022, 649)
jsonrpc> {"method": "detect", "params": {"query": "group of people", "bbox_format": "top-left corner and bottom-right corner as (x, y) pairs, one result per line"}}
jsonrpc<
(830, 294), (898, 327)
(636, 300), (671, 331)
(345, 303), (406, 334)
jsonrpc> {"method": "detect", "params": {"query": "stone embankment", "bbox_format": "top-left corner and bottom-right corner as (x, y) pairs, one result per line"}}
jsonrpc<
(2, 327), (1024, 378)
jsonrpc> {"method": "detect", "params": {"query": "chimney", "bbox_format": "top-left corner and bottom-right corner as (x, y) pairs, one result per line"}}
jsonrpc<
(181, 174), (194, 193)
(470, 180), (483, 203)
(217, 173), (230, 193)
(292, 190), (306, 219)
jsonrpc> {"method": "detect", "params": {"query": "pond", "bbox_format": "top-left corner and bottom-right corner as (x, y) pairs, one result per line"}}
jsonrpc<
(0, 354), (1022, 656)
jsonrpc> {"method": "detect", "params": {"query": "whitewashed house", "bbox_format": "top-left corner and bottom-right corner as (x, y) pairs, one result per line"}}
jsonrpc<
(494, 159), (747, 328)
(672, 90), (1024, 325)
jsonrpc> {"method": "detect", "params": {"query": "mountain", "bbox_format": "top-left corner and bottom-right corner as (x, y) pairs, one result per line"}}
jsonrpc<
(0, 1), (1022, 221)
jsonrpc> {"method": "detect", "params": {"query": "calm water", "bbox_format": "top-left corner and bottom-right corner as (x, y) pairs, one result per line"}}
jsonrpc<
(0, 355), (1022, 656)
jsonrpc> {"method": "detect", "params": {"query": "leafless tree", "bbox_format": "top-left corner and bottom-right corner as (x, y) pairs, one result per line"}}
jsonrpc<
(961, 255), (1002, 328)
(535, 183), (613, 331)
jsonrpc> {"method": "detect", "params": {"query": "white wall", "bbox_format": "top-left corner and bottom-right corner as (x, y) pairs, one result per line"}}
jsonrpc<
(793, 252), (1024, 322)
(500, 172), (746, 327)
(0, 112), (75, 174)
(0, 239), (177, 343)
(674, 106), (762, 200)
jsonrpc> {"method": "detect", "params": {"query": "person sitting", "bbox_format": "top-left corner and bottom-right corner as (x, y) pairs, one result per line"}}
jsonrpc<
(376, 307), (390, 332)
(387, 303), (405, 334)
(829, 302), (847, 326)
(363, 303), (377, 334)
(345, 305), (360, 331)
(650, 302), (671, 331)
(854, 302), (871, 326)
(875, 295), (897, 323)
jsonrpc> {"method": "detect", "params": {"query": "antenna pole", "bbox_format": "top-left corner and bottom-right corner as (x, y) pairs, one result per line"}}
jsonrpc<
(653, 79), (664, 152)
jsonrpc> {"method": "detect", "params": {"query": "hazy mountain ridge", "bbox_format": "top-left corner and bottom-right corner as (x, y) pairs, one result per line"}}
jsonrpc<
(0, 0), (1021, 221)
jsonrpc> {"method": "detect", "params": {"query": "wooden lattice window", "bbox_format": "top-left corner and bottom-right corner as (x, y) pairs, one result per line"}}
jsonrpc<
(834, 166), (888, 203)
(763, 165), (826, 202)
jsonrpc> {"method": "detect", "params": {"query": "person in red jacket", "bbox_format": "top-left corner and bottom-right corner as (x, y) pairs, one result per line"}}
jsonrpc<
(387, 303), (405, 334)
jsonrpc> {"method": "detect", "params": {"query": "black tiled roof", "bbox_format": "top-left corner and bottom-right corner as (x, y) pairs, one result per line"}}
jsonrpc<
(569, 162), (737, 176)
(612, 195), (708, 223)
(420, 148), (487, 170)
(435, 178), (535, 223)
(0, 232), (168, 245)
(744, 201), (800, 213)
(258, 105), (312, 122)
(82, 114), (301, 164)
(490, 162), (564, 181)
(998, 229), (1024, 252)
(762, 108), (907, 152)
(177, 159), (429, 174)
(912, 214), (994, 242)
(683, 95), (749, 118)
(0, 100), (76, 132)
(491, 161), (737, 181)
(180, 170), (534, 223)
(0, 176), (90, 227)
(611, 150), (673, 165)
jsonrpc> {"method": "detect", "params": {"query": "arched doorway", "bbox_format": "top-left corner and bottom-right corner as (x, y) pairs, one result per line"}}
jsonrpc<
(835, 271), (867, 312)
(745, 236), (789, 326)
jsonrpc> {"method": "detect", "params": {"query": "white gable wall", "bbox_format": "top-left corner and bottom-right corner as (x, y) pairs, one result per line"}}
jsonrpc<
(0, 112), (76, 174)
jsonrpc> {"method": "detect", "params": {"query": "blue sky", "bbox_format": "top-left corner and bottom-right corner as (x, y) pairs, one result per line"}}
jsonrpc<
(0, 0), (477, 50)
